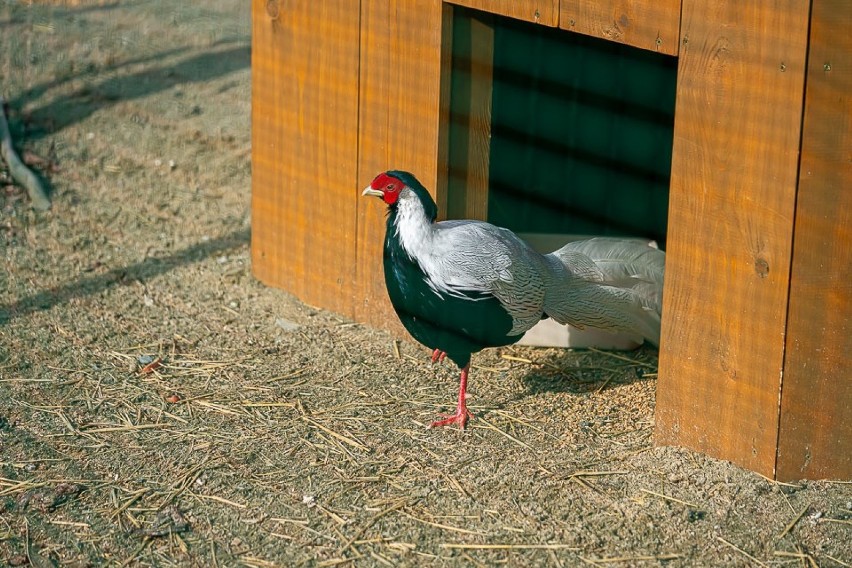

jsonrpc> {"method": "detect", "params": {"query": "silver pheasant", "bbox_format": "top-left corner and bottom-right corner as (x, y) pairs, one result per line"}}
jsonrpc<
(363, 170), (665, 428)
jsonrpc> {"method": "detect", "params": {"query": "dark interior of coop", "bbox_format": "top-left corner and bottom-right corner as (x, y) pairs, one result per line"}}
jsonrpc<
(445, 7), (678, 250)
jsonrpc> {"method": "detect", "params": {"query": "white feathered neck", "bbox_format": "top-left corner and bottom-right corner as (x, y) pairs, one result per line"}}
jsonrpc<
(392, 188), (435, 261)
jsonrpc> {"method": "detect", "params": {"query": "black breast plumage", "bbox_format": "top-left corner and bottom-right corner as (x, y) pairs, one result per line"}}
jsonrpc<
(382, 212), (523, 369)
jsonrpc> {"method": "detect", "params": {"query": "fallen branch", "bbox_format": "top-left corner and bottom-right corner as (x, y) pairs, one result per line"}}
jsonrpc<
(0, 95), (50, 210)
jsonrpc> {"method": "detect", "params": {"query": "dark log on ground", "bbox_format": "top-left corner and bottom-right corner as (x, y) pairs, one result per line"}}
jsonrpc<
(0, 95), (51, 211)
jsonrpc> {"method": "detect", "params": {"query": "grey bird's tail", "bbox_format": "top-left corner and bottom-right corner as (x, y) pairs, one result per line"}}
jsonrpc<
(542, 237), (665, 346)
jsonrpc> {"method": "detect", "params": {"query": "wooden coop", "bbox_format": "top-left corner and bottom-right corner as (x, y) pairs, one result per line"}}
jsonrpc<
(251, 0), (851, 481)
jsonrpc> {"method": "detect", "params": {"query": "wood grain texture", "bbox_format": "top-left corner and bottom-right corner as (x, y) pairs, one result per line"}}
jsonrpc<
(436, 3), (455, 219)
(251, 0), (361, 317)
(445, 0), (559, 27)
(560, 0), (681, 55)
(355, 0), (446, 331)
(777, 0), (852, 481)
(446, 10), (493, 221)
(655, 0), (810, 477)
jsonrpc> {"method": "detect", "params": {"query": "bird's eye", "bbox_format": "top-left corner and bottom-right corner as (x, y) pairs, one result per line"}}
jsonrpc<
(386, 184), (397, 192)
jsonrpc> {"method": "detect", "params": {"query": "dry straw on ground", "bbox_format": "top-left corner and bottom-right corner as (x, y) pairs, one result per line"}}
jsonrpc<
(1, 2), (850, 567)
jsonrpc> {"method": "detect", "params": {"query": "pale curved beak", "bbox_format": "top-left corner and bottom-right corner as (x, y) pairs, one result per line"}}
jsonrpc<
(362, 187), (383, 198)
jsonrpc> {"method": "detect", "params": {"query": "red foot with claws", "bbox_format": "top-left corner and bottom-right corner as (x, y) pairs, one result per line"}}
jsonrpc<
(428, 364), (473, 429)
(429, 404), (474, 429)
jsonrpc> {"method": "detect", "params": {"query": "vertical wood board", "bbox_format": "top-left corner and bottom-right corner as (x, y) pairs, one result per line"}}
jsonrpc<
(655, 0), (810, 477)
(437, 3), (455, 219)
(355, 0), (446, 331)
(777, 0), (852, 481)
(444, 0), (559, 27)
(560, 0), (682, 55)
(251, 0), (361, 316)
(446, 9), (494, 221)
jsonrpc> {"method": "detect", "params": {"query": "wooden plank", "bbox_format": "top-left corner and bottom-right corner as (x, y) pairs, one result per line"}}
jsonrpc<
(655, 0), (810, 477)
(446, 9), (494, 221)
(777, 0), (852, 481)
(251, 0), (361, 317)
(560, 0), (681, 55)
(436, 3), (454, 219)
(445, 0), (559, 27)
(355, 0), (446, 331)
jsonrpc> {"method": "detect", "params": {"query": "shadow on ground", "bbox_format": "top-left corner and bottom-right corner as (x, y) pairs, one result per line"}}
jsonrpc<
(519, 346), (657, 395)
(0, 228), (250, 324)
(20, 43), (250, 140)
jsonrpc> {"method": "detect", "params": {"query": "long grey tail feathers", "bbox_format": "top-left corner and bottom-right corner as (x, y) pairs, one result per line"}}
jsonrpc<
(542, 237), (665, 347)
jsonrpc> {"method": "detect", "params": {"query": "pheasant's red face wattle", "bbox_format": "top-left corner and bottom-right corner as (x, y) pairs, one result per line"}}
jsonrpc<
(371, 172), (403, 205)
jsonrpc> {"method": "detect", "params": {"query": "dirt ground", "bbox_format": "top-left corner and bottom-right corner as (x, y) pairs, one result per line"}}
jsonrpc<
(1, 2), (850, 567)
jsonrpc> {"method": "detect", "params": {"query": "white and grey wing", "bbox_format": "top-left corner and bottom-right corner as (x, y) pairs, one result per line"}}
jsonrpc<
(424, 222), (547, 334)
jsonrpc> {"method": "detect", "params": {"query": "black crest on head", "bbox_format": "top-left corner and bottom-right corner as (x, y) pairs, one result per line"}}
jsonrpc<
(386, 170), (438, 222)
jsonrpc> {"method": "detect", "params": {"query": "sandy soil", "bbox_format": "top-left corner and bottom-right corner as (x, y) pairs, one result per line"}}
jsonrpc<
(1, 2), (850, 567)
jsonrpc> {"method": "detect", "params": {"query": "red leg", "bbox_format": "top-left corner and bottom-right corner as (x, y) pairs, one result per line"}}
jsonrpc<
(430, 364), (473, 429)
(430, 349), (447, 364)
